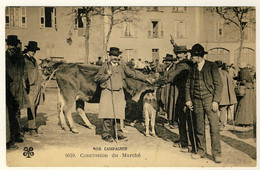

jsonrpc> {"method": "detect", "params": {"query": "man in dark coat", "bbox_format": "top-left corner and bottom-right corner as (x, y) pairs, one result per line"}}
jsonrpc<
(23, 41), (44, 137)
(165, 46), (192, 152)
(185, 44), (223, 163)
(6, 35), (30, 149)
(159, 54), (178, 128)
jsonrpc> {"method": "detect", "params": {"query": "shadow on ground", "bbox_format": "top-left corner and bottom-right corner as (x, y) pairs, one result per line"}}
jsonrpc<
(20, 113), (48, 131)
(221, 134), (256, 160)
(72, 112), (180, 143)
(228, 129), (255, 139)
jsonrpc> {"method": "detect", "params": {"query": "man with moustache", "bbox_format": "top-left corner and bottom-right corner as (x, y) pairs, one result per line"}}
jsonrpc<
(185, 44), (222, 163)
(94, 47), (153, 142)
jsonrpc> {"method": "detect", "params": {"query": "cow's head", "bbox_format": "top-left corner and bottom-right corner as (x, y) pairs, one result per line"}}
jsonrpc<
(39, 58), (65, 80)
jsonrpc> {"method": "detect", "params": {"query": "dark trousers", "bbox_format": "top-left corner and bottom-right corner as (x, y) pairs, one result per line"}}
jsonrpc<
(176, 101), (188, 147)
(102, 119), (123, 138)
(193, 96), (221, 157)
(27, 105), (38, 130)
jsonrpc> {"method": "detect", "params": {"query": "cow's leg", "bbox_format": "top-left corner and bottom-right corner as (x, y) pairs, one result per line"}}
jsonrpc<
(150, 108), (157, 137)
(58, 93), (69, 131)
(65, 108), (79, 134)
(143, 103), (150, 137)
(77, 108), (95, 129)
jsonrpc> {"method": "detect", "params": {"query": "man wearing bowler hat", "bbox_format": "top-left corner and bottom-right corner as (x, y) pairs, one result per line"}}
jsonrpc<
(23, 41), (44, 137)
(185, 43), (222, 163)
(6, 35), (30, 149)
(94, 47), (153, 142)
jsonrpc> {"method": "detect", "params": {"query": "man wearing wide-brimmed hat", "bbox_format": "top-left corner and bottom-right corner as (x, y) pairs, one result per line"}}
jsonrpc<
(6, 35), (30, 149)
(185, 43), (222, 163)
(159, 54), (177, 127)
(94, 47), (153, 142)
(23, 41), (44, 137)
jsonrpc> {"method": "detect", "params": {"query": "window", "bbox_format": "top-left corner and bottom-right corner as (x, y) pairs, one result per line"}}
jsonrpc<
(45, 43), (56, 57)
(244, 23), (255, 41)
(77, 8), (85, 28)
(5, 7), (27, 28)
(124, 49), (134, 62)
(124, 22), (133, 37)
(152, 49), (159, 61)
(40, 7), (57, 28)
(234, 47), (255, 67)
(174, 21), (186, 38)
(172, 7), (187, 13)
(215, 21), (223, 41)
(207, 47), (230, 64)
(148, 20), (163, 38)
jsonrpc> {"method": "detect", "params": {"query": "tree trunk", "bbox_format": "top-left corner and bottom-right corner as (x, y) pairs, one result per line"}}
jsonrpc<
(237, 28), (244, 66)
(104, 16), (114, 60)
(84, 18), (91, 64)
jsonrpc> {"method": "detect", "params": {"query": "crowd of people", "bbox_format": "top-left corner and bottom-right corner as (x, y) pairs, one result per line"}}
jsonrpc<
(6, 33), (256, 164)
(6, 35), (44, 149)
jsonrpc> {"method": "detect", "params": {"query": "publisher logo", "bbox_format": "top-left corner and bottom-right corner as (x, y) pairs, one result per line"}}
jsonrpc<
(23, 147), (34, 158)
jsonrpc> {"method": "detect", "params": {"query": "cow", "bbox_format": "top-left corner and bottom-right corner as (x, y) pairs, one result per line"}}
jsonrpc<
(40, 59), (158, 134)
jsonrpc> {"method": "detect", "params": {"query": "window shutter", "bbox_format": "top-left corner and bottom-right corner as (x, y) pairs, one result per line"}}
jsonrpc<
(133, 22), (138, 37)
(51, 44), (55, 56)
(148, 21), (152, 37)
(180, 21), (185, 38)
(160, 21), (164, 38)
(130, 22), (133, 37)
(52, 8), (57, 29)
(21, 7), (27, 28)
(40, 7), (45, 28)
(121, 22), (126, 37)
(175, 21), (179, 38)
(5, 7), (10, 28)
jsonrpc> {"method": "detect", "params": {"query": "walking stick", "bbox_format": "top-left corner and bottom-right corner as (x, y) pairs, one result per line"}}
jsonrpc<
(106, 57), (118, 142)
(188, 108), (197, 154)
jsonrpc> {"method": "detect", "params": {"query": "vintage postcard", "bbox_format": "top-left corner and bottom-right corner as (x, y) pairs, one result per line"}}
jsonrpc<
(2, 1), (258, 169)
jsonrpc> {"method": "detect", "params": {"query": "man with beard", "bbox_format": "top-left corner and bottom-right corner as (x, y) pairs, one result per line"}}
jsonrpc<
(94, 47), (153, 142)
(6, 35), (30, 149)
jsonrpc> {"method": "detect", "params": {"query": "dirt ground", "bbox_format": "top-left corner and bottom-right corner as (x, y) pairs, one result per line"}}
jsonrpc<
(6, 84), (257, 167)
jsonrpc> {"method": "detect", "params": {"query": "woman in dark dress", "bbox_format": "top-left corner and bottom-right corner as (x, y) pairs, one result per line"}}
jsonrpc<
(235, 62), (256, 126)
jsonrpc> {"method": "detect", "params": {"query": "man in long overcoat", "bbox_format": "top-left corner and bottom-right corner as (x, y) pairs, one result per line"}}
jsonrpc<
(166, 46), (192, 152)
(159, 54), (178, 128)
(185, 44), (223, 163)
(94, 47), (152, 142)
(6, 35), (30, 149)
(23, 41), (44, 136)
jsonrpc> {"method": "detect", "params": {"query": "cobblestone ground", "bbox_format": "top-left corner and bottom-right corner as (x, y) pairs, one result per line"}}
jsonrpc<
(6, 85), (256, 167)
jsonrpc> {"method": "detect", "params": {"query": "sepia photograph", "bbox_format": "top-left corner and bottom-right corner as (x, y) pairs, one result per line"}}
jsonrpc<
(3, 3), (257, 169)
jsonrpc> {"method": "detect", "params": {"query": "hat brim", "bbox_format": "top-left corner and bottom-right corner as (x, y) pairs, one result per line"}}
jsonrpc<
(107, 51), (122, 56)
(25, 46), (40, 51)
(174, 50), (188, 53)
(188, 50), (208, 55)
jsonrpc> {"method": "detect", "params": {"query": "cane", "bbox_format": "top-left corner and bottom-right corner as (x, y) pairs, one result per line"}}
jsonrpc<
(188, 107), (197, 154)
(106, 58), (118, 142)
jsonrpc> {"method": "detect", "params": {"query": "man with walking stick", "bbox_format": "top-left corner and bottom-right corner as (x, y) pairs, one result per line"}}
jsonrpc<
(94, 47), (153, 142)
(185, 44), (223, 163)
